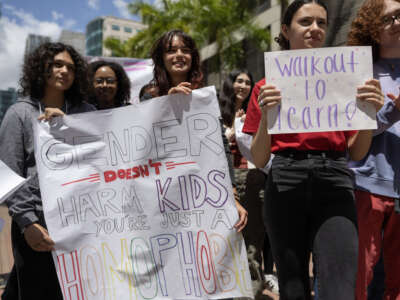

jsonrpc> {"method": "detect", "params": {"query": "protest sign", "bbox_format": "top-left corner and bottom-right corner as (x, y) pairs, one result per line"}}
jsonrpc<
(0, 160), (29, 204)
(264, 46), (377, 134)
(88, 57), (153, 105)
(33, 86), (253, 300)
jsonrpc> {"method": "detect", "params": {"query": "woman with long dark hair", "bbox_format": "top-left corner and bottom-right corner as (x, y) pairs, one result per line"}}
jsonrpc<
(0, 42), (95, 300)
(244, 1), (385, 299)
(146, 29), (248, 232)
(87, 60), (131, 109)
(220, 70), (279, 294)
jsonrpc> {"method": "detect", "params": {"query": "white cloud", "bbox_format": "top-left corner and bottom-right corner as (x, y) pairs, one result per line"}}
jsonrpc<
(63, 19), (77, 29)
(88, 0), (100, 10)
(0, 5), (62, 90)
(51, 10), (64, 21)
(113, 0), (131, 19)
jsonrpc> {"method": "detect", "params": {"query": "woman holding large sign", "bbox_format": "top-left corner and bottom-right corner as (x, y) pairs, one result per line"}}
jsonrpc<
(146, 29), (248, 233)
(245, 1), (385, 299)
(0, 43), (96, 300)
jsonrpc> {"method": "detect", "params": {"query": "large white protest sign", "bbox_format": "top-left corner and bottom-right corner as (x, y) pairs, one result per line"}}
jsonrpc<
(0, 160), (29, 204)
(33, 86), (253, 300)
(265, 46), (377, 134)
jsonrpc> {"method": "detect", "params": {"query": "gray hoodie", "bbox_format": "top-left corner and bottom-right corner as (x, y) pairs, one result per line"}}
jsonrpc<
(0, 97), (96, 231)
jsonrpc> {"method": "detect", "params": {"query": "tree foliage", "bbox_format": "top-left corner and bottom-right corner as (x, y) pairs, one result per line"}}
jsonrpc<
(104, 0), (270, 70)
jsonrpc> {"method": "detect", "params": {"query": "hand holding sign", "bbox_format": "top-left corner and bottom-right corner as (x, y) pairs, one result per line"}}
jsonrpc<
(258, 84), (282, 111)
(24, 223), (55, 252)
(357, 79), (385, 111)
(264, 46), (378, 134)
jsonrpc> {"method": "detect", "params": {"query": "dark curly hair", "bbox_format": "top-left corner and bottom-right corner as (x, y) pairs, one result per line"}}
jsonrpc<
(347, 0), (399, 61)
(19, 42), (88, 105)
(87, 60), (131, 108)
(274, 0), (329, 50)
(150, 30), (203, 96)
(219, 70), (254, 127)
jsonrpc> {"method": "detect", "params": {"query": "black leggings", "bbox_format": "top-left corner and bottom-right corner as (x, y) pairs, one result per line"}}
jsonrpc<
(3, 218), (63, 300)
(264, 155), (358, 300)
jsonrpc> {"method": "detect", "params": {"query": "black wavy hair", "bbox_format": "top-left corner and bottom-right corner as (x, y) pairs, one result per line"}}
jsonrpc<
(274, 0), (329, 50)
(87, 60), (131, 108)
(19, 42), (88, 105)
(219, 69), (254, 127)
(150, 30), (203, 96)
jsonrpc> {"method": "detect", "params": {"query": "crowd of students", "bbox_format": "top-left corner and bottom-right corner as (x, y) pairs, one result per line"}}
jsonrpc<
(1, 0), (400, 299)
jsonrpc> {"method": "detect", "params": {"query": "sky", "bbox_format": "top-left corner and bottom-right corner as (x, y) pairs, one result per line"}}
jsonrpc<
(0, 0), (153, 90)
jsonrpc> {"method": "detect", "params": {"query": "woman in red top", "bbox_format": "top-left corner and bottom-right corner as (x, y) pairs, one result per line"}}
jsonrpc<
(246, 1), (385, 299)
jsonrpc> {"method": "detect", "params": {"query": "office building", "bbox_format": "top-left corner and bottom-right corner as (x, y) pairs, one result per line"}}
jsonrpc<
(24, 34), (50, 57)
(0, 88), (17, 125)
(86, 16), (146, 57)
(58, 30), (86, 56)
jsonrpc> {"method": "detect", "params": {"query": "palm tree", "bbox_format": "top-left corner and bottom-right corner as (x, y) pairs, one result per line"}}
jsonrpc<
(104, 0), (270, 72)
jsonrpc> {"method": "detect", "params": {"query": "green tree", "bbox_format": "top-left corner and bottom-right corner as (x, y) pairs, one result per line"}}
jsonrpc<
(105, 0), (270, 72)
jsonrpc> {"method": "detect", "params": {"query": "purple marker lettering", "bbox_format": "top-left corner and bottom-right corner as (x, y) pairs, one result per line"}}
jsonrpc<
(328, 104), (338, 128)
(311, 56), (321, 76)
(302, 107), (313, 129)
(275, 57), (293, 77)
(287, 107), (298, 130)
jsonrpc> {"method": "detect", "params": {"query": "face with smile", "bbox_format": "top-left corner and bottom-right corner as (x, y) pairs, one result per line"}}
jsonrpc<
(282, 3), (327, 50)
(93, 66), (118, 107)
(163, 36), (192, 81)
(46, 51), (75, 92)
(379, 0), (400, 57)
(233, 73), (251, 103)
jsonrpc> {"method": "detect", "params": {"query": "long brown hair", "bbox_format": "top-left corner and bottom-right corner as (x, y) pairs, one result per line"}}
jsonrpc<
(150, 30), (203, 96)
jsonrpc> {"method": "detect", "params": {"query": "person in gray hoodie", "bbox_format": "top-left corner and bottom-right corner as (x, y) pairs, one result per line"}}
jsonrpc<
(348, 0), (400, 299)
(0, 42), (95, 300)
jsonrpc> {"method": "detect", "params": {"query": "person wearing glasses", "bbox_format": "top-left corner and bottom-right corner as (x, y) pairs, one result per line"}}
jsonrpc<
(87, 60), (131, 109)
(0, 42), (95, 300)
(348, 0), (400, 299)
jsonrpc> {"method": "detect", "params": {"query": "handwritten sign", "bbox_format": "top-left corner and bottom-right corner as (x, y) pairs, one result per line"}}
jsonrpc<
(33, 86), (252, 300)
(264, 46), (377, 134)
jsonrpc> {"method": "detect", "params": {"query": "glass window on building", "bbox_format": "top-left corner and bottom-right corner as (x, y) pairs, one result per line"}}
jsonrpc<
(124, 27), (132, 33)
(112, 24), (120, 31)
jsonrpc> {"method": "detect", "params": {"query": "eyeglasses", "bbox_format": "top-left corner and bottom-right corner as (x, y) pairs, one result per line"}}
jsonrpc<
(94, 77), (117, 85)
(381, 11), (400, 28)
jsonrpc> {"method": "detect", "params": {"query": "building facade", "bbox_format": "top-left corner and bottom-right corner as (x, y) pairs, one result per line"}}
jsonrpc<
(58, 30), (86, 56)
(24, 34), (50, 58)
(0, 88), (17, 126)
(86, 16), (146, 57)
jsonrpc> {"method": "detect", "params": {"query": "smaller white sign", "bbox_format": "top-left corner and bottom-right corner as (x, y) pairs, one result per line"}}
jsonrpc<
(265, 46), (377, 134)
(0, 160), (29, 204)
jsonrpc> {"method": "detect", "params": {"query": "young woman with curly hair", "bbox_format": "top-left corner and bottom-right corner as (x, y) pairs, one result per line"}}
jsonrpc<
(348, 1), (400, 299)
(144, 30), (248, 234)
(244, 1), (385, 299)
(88, 60), (131, 109)
(0, 42), (95, 300)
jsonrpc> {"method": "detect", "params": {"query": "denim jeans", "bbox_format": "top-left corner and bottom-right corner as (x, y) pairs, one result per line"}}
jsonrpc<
(264, 154), (358, 300)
